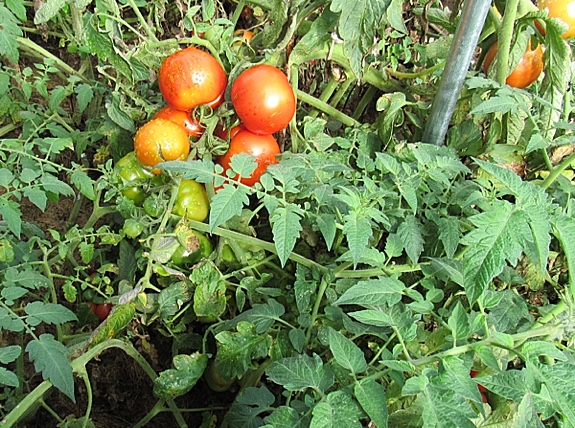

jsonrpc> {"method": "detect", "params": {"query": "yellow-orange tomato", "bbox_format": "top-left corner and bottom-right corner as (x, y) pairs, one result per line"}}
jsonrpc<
(233, 29), (254, 45)
(538, 0), (575, 38)
(158, 46), (227, 111)
(482, 42), (544, 89)
(134, 118), (190, 174)
(154, 106), (204, 138)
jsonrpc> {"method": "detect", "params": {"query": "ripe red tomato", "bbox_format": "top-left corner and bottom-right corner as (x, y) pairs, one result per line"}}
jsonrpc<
(134, 118), (190, 174)
(538, 0), (575, 38)
(231, 64), (296, 135)
(214, 123), (246, 141)
(89, 302), (113, 321)
(158, 46), (227, 111)
(482, 41), (544, 89)
(154, 106), (204, 138)
(217, 129), (280, 186)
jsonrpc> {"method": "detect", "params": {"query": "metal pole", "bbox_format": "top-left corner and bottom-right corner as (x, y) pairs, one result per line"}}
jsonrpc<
(422, 0), (491, 146)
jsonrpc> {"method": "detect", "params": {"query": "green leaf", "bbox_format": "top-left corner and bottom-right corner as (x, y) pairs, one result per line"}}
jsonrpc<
(316, 213), (337, 251)
(224, 386), (275, 428)
(105, 93), (135, 132)
(0, 5), (23, 63)
(521, 341), (568, 363)
(34, 0), (69, 23)
(74, 83), (94, 113)
(209, 184), (250, 231)
(264, 406), (305, 428)
(289, 8), (338, 65)
(342, 210), (372, 267)
(23, 187), (47, 211)
(193, 281), (225, 319)
(529, 361), (575, 422)
(310, 390), (363, 428)
(153, 352), (208, 399)
(553, 214), (575, 286)
(2, 286), (29, 304)
(540, 19), (571, 141)
(7, 0), (26, 20)
(229, 153), (257, 180)
(160, 159), (217, 183)
(25, 302), (78, 326)
(0, 367), (19, 387)
(158, 281), (192, 320)
(447, 301), (470, 342)
(469, 95), (519, 115)
(214, 322), (272, 382)
(461, 200), (526, 303)
(40, 173), (74, 196)
(328, 328), (367, 374)
(487, 289), (533, 334)
(0, 199), (22, 237)
(397, 215), (424, 265)
(0, 345), (21, 364)
(70, 170), (96, 200)
(26, 334), (75, 401)
(512, 394), (545, 428)
(266, 354), (335, 393)
(334, 276), (404, 307)
(270, 203), (304, 267)
(225, 299), (285, 335)
(354, 378), (388, 427)
(329, 0), (391, 77)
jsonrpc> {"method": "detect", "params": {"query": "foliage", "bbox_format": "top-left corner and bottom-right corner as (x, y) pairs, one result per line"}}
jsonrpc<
(1, 0), (575, 426)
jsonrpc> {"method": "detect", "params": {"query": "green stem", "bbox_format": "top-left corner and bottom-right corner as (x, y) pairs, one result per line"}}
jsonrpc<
(305, 274), (332, 345)
(352, 85), (379, 120)
(296, 89), (361, 127)
(385, 61), (445, 80)
(310, 76), (339, 118)
(530, 300), (567, 330)
(1, 380), (52, 427)
(540, 151), (575, 189)
(0, 123), (18, 138)
(124, 0), (159, 42)
(409, 325), (558, 366)
(495, 0), (521, 85)
(329, 77), (354, 109)
(16, 37), (89, 83)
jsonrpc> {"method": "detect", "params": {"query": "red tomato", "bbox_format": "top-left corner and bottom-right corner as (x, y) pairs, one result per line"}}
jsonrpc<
(231, 64), (296, 134)
(214, 123), (246, 141)
(154, 106), (204, 138)
(158, 46), (227, 111)
(482, 41), (544, 89)
(89, 303), (113, 321)
(217, 129), (280, 186)
(470, 370), (487, 393)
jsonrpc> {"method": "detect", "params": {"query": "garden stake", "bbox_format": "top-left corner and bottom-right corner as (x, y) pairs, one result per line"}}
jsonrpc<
(422, 0), (491, 146)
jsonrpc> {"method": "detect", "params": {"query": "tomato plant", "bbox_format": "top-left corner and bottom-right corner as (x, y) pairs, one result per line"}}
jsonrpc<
(153, 105), (204, 138)
(216, 129), (280, 186)
(172, 179), (210, 221)
(115, 151), (157, 204)
(231, 64), (296, 134)
(89, 302), (113, 322)
(133, 118), (190, 173)
(482, 41), (544, 89)
(123, 218), (144, 238)
(158, 46), (227, 111)
(538, 0), (575, 38)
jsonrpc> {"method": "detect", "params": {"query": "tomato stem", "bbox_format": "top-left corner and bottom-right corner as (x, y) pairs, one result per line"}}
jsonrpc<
(495, 0), (521, 85)
(296, 89), (361, 127)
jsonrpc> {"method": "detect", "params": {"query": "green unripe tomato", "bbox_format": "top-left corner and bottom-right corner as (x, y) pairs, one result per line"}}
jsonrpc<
(123, 218), (144, 238)
(171, 230), (213, 266)
(173, 179), (210, 222)
(143, 196), (164, 218)
(115, 152), (156, 205)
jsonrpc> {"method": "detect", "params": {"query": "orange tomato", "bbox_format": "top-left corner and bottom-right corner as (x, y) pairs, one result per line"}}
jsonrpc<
(134, 118), (190, 174)
(154, 105), (204, 138)
(482, 42), (544, 89)
(538, 0), (575, 38)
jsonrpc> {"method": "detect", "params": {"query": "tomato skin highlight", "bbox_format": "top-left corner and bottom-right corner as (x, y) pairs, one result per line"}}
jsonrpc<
(231, 64), (296, 135)
(133, 118), (190, 174)
(538, 0), (575, 38)
(173, 179), (210, 222)
(154, 105), (204, 138)
(217, 129), (280, 186)
(482, 42), (544, 89)
(158, 46), (227, 111)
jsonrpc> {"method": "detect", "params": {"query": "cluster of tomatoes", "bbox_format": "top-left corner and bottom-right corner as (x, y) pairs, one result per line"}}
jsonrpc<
(482, 0), (575, 89)
(116, 45), (296, 219)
